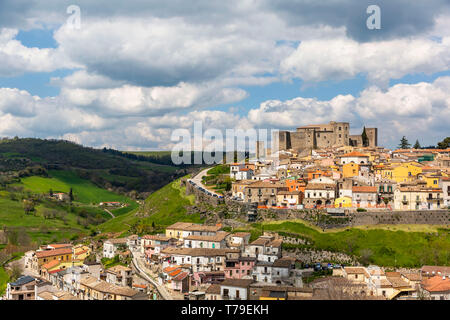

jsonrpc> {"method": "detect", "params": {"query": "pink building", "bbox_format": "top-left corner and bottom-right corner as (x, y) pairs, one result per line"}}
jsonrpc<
(224, 257), (256, 279)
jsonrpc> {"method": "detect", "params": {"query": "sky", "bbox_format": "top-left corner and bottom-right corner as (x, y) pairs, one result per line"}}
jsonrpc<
(0, 0), (449, 151)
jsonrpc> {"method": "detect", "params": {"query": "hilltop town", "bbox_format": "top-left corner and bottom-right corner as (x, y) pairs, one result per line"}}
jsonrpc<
(1, 122), (449, 301)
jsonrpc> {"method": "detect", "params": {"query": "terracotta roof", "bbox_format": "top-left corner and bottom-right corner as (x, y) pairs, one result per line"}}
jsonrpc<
(421, 275), (450, 292)
(42, 259), (61, 270)
(352, 186), (377, 193)
(169, 269), (183, 277)
(340, 151), (369, 158)
(142, 234), (171, 241)
(172, 271), (189, 281)
(36, 248), (72, 259)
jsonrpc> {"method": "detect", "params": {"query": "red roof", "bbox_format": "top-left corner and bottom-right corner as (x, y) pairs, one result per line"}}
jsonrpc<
(172, 272), (189, 281)
(36, 248), (72, 259)
(422, 276), (450, 292)
(352, 186), (377, 193)
(340, 151), (369, 158)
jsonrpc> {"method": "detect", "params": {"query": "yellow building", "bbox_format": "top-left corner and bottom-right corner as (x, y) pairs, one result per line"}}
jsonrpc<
(422, 174), (441, 188)
(342, 163), (359, 178)
(32, 247), (73, 274)
(391, 163), (422, 183)
(334, 197), (352, 208)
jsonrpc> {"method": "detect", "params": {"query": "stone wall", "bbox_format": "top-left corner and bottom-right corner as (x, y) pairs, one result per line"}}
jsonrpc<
(186, 179), (450, 228)
(348, 210), (450, 226)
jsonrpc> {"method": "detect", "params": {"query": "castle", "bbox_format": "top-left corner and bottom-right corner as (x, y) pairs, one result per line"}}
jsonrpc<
(273, 121), (378, 152)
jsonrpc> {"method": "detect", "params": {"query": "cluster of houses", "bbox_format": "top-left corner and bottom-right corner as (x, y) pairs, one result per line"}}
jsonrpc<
(5, 242), (148, 300)
(4, 221), (450, 300)
(230, 146), (450, 211)
(109, 221), (448, 300)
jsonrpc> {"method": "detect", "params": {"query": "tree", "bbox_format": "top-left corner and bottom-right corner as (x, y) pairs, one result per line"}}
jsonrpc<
(361, 127), (369, 147)
(360, 248), (373, 266)
(49, 188), (53, 197)
(398, 136), (411, 149)
(437, 137), (450, 149)
(413, 140), (421, 149)
(69, 188), (74, 202)
(23, 200), (34, 215)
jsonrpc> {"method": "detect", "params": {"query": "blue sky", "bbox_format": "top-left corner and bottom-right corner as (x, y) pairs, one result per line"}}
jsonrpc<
(0, 1), (449, 150)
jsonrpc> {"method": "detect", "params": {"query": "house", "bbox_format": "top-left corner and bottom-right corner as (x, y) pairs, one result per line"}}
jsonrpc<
(231, 180), (256, 200)
(244, 181), (287, 206)
(53, 193), (70, 201)
(79, 276), (148, 300)
(165, 222), (222, 240)
(227, 232), (251, 249)
(205, 283), (222, 300)
(235, 168), (254, 181)
(338, 151), (370, 165)
(276, 190), (303, 208)
(183, 231), (230, 249)
(245, 236), (282, 262)
(105, 265), (133, 287)
(171, 271), (190, 293)
(6, 276), (37, 300)
(271, 258), (294, 284)
(224, 256), (256, 279)
(32, 247), (73, 275)
(421, 275), (450, 300)
(303, 183), (336, 208)
(352, 186), (377, 208)
(103, 238), (128, 259)
(394, 186), (444, 210)
(220, 278), (254, 300)
(230, 163), (245, 179)
(342, 162), (359, 178)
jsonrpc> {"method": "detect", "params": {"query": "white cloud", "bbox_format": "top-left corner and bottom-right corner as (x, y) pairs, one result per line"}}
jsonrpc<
(281, 36), (450, 86)
(0, 28), (78, 76)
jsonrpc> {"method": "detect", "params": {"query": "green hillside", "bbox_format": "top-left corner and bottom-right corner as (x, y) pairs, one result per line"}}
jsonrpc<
(99, 176), (202, 234)
(251, 221), (450, 267)
(0, 138), (187, 194)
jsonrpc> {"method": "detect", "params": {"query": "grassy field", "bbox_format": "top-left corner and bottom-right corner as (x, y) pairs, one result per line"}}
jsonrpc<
(0, 267), (8, 296)
(99, 176), (203, 233)
(18, 170), (134, 205)
(253, 220), (450, 267)
(0, 195), (89, 243)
